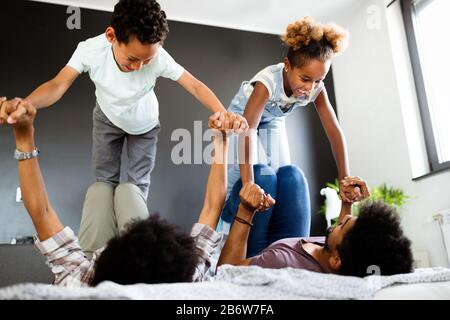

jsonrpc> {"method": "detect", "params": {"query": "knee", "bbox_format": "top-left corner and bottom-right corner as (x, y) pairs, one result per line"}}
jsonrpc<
(253, 164), (277, 190)
(277, 165), (308, 189)
(86, 182), (114, 198)
(82, 182), (114, 219)
(115, 183), (144, 199)
(253, 164), (276, 178)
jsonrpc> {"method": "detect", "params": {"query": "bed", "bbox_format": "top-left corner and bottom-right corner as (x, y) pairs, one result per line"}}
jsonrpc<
(0, 265), (449, 300)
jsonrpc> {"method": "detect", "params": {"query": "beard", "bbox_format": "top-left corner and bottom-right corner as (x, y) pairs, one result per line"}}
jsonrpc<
(324, 226), (334, 252)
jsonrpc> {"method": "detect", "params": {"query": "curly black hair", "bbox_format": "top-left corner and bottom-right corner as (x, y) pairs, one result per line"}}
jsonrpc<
(111, 0), (169, 44)
(337, 201), (413, 277)
(286, 38), (334, 68)
(281, 17), (348, 68)
(90, 214), (198, 286)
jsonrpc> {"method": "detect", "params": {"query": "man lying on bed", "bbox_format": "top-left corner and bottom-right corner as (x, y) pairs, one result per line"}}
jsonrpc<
(0, 96), (245, 287)
(217, 164), (414, 277)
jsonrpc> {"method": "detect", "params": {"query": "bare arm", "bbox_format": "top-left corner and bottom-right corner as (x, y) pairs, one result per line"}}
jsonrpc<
(177, 70), (249, 133)
(9, 100), (64, 241)
(217, 204), (255, 266)
(0, 66), (79, 125)
(197, 114), (229, 229)
(315, 88), (353, 204)
(338, 202), (353, 222)
(197, 108), (256, 229)
(315, 88), (349, 180)
(239, 81), (270, 184)
(192, 113), (249, 281)
(337, 176), (371, 223)
(218, 182), (275, 266)
(26, 66), (80, 110)
(177, 70), (227, 113)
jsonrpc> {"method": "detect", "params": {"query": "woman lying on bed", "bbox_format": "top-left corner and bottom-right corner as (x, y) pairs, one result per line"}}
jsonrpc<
(217, 165), (414, 277)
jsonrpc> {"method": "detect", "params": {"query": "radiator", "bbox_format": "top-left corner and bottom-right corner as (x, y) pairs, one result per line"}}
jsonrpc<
(434, 210), (450, 266)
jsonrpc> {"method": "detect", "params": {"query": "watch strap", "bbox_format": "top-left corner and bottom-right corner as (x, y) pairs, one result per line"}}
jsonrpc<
(14, 148), (40, 161)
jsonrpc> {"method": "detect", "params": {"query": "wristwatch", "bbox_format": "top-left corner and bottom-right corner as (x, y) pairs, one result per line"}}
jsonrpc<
(14, 148), (40, 161)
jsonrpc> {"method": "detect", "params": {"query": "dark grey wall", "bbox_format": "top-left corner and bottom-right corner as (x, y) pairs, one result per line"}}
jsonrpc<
(0, 244), (53, 286)
(0, 0), (336, 246)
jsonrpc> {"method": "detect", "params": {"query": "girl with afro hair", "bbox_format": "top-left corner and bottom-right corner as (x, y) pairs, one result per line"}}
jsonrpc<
(220, 17), (353, 256)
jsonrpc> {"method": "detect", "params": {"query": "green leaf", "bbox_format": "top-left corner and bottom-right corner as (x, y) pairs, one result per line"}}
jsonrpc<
(325, 178), (340, 192)
(318, 179), (411, 216)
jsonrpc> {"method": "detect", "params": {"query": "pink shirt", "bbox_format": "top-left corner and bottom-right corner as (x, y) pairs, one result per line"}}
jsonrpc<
(249, 237), (326, 273)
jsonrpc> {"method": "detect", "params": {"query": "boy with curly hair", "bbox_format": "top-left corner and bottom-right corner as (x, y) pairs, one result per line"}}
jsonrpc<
(0, 0), (247, 201)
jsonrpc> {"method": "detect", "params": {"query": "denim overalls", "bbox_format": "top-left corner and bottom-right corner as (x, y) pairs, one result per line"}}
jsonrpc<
(224, 63), (323, 200)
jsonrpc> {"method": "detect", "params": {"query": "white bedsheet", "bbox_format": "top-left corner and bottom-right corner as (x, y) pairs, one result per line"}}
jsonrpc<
(0, 265), (449, 300)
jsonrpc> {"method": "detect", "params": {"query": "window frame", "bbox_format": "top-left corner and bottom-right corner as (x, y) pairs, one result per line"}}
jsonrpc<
(400, 0), (450, 174)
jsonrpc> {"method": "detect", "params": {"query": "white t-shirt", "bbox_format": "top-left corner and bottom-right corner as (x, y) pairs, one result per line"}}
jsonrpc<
(242, 63), (324, 111)
(67, 34), (184, 134)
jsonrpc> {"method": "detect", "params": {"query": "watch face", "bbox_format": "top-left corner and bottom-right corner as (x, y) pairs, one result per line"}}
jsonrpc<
(14, 150), (22, 160)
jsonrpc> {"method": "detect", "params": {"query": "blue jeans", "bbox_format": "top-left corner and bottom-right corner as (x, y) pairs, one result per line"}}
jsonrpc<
(220, 164), (311, 257)
(225, 117), (291, 197)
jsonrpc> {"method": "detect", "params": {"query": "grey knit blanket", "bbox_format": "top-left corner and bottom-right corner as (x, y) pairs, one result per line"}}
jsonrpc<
(0, 266), (449, 300)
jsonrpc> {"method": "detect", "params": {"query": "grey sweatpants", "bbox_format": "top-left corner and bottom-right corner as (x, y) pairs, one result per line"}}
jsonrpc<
(78, 182), (149, 259)
(92, 103), (160, 199)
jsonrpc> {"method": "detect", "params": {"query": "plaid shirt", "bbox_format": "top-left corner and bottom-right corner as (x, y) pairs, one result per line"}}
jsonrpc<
(35, 223), (222, 287)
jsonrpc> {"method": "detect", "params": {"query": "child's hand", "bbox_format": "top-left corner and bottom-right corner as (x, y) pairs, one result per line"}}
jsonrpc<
(208, 111), (248, 133)
(239, 182), (265, 212)
(257, 193), (276, 212)
(239, 182), (275, 212)
(0, 97), (17, 124)
(0, 98), (37, 143)
(0, 97), (6, 124)
(208, 111), (224, 130)
(339, 176), (370, 203)
(224, 112), (248, 133)
(0, 97), (31, 125)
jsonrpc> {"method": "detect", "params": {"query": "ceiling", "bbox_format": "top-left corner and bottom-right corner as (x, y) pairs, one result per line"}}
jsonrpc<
(31, 0), (364, 34)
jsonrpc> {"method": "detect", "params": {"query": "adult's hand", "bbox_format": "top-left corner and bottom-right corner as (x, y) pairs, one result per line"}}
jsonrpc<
(208, 111), (248, 133)
(340, 176), (370, 203)
(0, 97), (31, 125)
(239, 182), (275, 212)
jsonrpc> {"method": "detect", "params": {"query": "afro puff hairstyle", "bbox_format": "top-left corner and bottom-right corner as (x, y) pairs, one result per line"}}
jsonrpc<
(281, 16), (349, 67)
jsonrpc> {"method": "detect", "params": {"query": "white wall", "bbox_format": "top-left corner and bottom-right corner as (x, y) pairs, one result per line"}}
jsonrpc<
(31, 0), (360, 34)
(332, 0), (450, 267)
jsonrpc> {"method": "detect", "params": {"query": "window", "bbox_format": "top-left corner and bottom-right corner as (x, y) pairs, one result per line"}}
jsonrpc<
(401, 0), (450, 173)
